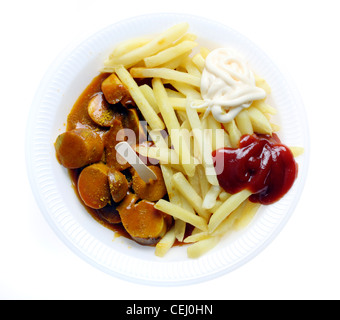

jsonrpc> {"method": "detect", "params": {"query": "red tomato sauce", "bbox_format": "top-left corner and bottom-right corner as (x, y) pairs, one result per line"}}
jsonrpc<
(212, 134), (298, 205)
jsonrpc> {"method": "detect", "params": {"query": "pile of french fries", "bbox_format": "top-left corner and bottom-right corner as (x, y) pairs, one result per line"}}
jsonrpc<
(103, 23), (304, 258)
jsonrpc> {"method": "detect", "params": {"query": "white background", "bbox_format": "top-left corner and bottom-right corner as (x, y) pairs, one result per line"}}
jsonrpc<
(1, 0), (339, 300)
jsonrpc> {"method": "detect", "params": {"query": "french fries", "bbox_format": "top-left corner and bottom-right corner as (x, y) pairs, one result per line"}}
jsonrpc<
(186, 99), (219, 186)
(130, 67), (201, 87)
(172, 172), (210, 220)
(208, 189), (252, 233)
(105, 22), (189, 68)
(101, 22), (295, 260)
(152, 78), (196, 177)
(144, 40), (198, 68)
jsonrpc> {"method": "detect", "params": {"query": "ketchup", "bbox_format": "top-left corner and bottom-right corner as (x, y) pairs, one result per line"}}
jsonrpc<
(212, 134), (298, 205)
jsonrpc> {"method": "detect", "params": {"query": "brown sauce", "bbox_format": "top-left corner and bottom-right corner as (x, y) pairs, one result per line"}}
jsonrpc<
(65, 73), (189, 246)
(66, 73), (132, 239)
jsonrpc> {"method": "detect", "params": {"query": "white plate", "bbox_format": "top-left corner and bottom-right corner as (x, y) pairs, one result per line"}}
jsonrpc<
(26, 13), (309, 286)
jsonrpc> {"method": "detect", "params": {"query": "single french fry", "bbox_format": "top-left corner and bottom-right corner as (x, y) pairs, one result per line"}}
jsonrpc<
(202, 124), (219, 186)
(131, 67), (201, 87)
(188, 170), (202, 198)
(136, 145), (179, 165)
(202, 185), (222, 210)
(187, 236), (220, 259)
(169, 97), (205, 112)
(233, 200), (261, 231)
(172, 172), (210, 220)
(210, 200), (223, 213)
(148, 129), (169, 149)
(167, 81), (202, 99)
(181, 56), (202, 77)
(223, 130), (232, 148)
(208, 189), (252, 233)
(152, 77), (181, 131)
(207, 115), (225, 150)
(183, 231), (209, 243)
(290, 146), (305, 157)
(177, 111), (188, 125)
(191, 134), (202, 164)
(174, 218), (187, 242)
(200, 47), (211, 59)
(159, 165), (178, 205)
(247, 106), (273, 135)
(139, 84), (159, 114)
(180, 119), (191, 130)
(254, 74), (271, 95)
(235, 110), (253, 135)
(144, 40), (198, 68)
(174, 33), (197, 44)
(192, 53), (206, 72)
(212, 200), (247, 237)
(197, 164), (210, 198)
(109, 37), (150, 58)
(223, 119), (242, 148)
(114, 66), (164, 130)
(270, 122), (281, 132)
(252, 99), (277, 115)
(159, 52), (190, 69)
(165, 88), (185, 98)
(219, 191), (231, 202)
(105, 22), (189, 68)
(155, 199), (208, 232)
(191, 227), (202, 236)
(155, 226), (176, 257)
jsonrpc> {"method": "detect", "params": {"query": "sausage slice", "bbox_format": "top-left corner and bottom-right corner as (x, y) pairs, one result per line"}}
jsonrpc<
(101, 73), (132, 106)
(131, 166), (167, 202)
(117, 193), (167, 245)
(108, 169), (129, 203)
(88, 93), (121, 127)
(77, 163), (111, 209)
(55, 128), (104, 169)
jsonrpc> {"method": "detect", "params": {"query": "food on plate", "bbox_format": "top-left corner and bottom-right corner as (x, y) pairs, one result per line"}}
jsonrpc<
(55, 128), (104, 169)
(101, 73), (134, 106)
(55, 22), (303, 259)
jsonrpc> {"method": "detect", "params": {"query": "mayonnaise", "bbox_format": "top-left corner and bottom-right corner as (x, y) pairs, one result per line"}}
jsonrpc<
(197, 48), (266, 123)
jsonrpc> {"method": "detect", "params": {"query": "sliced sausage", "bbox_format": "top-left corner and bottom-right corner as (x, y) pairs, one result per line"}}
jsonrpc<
(101, 73), (132, 106)
(55, 128), (104, 169)
(96, 204), (121, 224)
(108, 169), (129, 203)
(88, 92), (122, 127)
(77, 163), (111, 209)
(117, 193), (167, 245)
(131, 166), (167, 202)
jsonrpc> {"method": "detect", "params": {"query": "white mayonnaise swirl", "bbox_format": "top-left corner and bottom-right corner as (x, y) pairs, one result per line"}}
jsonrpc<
(198, 48), (266, 123)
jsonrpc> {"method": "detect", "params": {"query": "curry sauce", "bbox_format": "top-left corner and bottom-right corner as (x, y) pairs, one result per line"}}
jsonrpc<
(60, 73), (180, 246)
